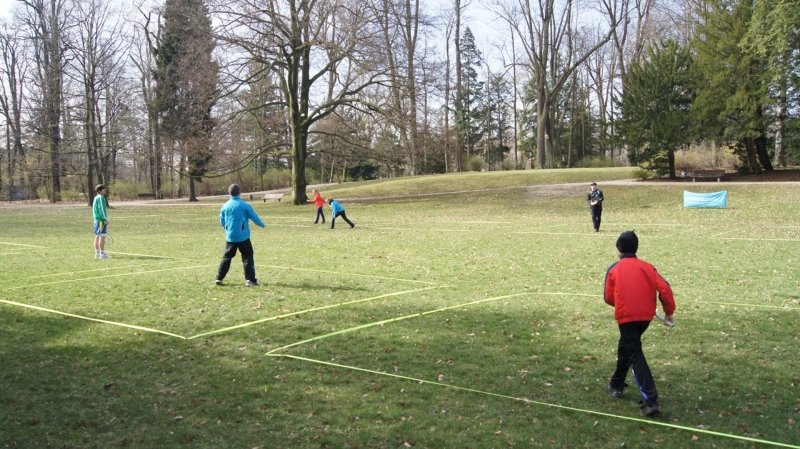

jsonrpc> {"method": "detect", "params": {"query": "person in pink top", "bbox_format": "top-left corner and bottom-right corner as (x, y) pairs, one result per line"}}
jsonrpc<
(308, 189), (326, 224)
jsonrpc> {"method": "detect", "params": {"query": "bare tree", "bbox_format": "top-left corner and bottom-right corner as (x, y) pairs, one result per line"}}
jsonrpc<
(216, 0), (386, 204)
(131, 7), (163, 196)
(496, 0), (616, 169)
(70, 0), (128, 204)
(0, 25), (28, 200)
(19, 0), (71, 202)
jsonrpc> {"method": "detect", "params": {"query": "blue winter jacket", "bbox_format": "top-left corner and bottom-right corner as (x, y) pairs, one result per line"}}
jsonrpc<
(330, 200), (345, 218)
(220, 196), (265, 243)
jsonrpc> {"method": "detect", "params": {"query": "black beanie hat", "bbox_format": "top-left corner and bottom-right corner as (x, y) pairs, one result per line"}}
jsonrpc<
(228, 184), (241, 197)
(616, 230), (638, 254)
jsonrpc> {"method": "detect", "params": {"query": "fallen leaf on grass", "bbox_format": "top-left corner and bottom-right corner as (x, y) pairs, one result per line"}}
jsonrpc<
(789, 419), (796, 425)
(639, 426), (648, 434)
(692, 435), (699, 441)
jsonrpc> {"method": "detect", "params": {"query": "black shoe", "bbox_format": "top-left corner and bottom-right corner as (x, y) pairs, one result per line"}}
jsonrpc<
(350, 224), (355, 228)
(606, 384), (624, 399)
(215, 279), (223, 286)
(594, 229), (599, 233)
(246, 280), (260, 287)
(640, 401), (660, 416)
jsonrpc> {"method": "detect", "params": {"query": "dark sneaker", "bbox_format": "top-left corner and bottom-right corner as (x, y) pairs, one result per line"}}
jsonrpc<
(246, 280), (260, 287)
(606, 384), (624, 398)
(640, 401), (660, 416)
(215, 279), (223, 286)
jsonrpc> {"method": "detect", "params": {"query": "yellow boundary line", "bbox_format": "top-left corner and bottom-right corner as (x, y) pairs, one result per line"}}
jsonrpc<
(269, 354), (799, 449)
(186, 286), (444, 340)
(259, 265), (439, 285)
(0, 299), (185, 339)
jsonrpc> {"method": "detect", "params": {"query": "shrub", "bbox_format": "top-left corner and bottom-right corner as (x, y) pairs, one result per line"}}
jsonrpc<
(501, 159), (516, 171)
(575, 156), (619, 168)
(467, 156), (485, 172)
(631, 167), (651, 180)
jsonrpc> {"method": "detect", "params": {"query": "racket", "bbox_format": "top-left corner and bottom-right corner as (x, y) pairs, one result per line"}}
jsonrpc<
(654, 313), (674, 327)
(105, 234), (114, 245)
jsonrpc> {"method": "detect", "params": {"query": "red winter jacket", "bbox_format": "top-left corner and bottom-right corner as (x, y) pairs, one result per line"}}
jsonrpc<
(309, 192), (325, 208)
(604, 255), (676, 324)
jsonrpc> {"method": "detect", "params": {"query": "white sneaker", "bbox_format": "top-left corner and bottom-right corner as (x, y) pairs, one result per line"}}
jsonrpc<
(95, 253), (101, 259)
(99, 253), (112, 259)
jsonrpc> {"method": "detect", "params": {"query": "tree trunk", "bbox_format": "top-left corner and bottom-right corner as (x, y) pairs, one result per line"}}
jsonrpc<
(745, 137), (761, 174)
(189, 177), (197, 201)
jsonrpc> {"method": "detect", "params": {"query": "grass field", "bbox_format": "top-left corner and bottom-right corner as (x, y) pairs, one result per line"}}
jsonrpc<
(1, 168), (798, 448)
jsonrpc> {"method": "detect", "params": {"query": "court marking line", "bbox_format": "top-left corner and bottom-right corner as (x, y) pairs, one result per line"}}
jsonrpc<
(186, 286), (444, 340)
(720, 237), (800, 242)
(0, 299), (185, 339)
(708, 301), (799, 310)
(267, 292), (531, 354)
(269, 354), (799, 449)
(0, 260), (182, 284)
(0, 242), (48, 248)
(260, 265), (439, 285)
(2, 265), (216, 291)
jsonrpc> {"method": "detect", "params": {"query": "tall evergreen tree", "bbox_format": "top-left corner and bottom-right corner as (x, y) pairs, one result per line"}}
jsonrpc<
(692, 0), (772, 174)
(154, 0), (219, 201)
(454, 28), (485, 162)
(617, 40), (694, 178)
(485, 73), (512, 166)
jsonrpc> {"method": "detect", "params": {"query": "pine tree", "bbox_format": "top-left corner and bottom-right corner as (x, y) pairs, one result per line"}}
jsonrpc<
(617, 40), (694, 178)
(154, 0), (219, 201)
(454, 28), (485, 163)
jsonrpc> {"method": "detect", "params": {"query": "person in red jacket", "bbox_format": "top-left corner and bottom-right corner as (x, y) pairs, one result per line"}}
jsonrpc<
(604, 230), (676, 416)
(308, 189), (326, 224)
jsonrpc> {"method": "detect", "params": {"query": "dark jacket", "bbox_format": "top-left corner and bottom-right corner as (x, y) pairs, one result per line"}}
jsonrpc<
(587, 189), (604, 207)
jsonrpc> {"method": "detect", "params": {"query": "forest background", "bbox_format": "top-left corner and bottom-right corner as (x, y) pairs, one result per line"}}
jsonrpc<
(0, 0), (797, 204)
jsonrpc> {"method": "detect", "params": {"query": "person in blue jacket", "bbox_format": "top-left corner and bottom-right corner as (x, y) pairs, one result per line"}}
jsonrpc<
(215, 184), (265, 286)
(327, 198), (355, 229)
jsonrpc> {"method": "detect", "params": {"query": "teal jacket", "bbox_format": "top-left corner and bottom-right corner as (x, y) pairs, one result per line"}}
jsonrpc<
(220, 196), (265, 243)
(329, 200), (345, 218)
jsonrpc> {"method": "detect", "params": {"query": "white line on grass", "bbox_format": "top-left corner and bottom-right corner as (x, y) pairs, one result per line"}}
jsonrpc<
(0, 242), (47, 248)
(0, 299), (186, 339)
(270, 354), (800, 449)
(3, 264), (215, 291)
(104, 251), (179, 259)
(260, 265), (440, 285)
(709, 301), (799, 310)
(371, 227), (470, 232)
(186, 285), (445, 340)
(266, 292), (532, 354)
(720, 237), (800, 242)
(0, 260), (181, 284)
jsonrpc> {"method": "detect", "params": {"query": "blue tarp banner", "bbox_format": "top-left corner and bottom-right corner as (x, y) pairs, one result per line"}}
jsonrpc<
(683, 190), (727, 208)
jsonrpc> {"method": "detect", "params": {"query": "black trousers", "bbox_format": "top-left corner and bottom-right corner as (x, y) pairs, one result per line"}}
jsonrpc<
(610, 321), (658, 405)
(331, 211), (354, 229)
(590, 205), (602, 231)
(216, 238), (257, 283)
(314, 207), (326, 223)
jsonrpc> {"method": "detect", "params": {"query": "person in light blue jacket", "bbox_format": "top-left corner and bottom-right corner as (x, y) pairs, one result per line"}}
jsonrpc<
(327, 198), (355, 229)
(215, 184), (265, 286)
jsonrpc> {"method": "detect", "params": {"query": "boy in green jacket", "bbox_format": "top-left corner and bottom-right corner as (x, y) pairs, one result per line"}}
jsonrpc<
(92, 184), (111, 259)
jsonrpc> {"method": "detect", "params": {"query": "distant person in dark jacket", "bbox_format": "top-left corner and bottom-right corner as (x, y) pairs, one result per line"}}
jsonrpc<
(327, 198), (355, 229)
(215, 184), (265, 286)
(604, 231), (676, 416)
(587, 182), (604, 232)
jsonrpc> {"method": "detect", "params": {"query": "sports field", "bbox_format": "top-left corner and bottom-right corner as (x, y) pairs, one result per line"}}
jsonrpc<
(1, 168), (798, 448)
